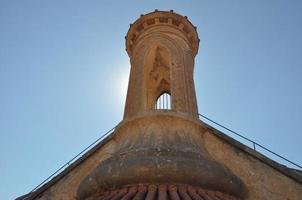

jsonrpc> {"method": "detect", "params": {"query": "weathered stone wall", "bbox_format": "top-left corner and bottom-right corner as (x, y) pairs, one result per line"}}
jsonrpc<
(34, 140), (117, 200)
(34, 116), (302, 200)
(204, 131), (302, 200)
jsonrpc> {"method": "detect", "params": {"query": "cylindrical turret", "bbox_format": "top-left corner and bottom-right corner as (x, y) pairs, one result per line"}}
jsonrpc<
(124, 10), (199, 119)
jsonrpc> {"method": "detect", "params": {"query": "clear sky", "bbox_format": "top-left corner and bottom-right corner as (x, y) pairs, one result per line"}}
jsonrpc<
(1, 1), (302, 199)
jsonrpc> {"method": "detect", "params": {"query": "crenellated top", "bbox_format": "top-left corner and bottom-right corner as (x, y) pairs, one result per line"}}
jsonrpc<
(125, 10), (199, 57)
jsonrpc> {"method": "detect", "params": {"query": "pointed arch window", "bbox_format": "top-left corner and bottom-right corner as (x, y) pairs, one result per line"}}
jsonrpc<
(155, 92), (171, 110)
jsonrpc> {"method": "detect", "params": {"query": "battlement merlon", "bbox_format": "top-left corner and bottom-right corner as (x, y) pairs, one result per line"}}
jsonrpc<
(125, 10), (200, 57)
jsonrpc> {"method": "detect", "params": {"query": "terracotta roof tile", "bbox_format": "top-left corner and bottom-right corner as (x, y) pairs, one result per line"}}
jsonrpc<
(86, 185), (240, 200)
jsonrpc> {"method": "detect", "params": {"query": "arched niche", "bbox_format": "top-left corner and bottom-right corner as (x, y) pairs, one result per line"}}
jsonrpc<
(143, 44), (172, 110)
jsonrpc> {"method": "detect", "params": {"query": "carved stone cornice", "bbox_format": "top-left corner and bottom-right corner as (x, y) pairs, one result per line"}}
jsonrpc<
(126, 10), (199, 57)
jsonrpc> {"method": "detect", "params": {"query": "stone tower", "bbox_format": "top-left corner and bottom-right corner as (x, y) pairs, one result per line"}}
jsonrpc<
(17, 10), (302, 200)
(77, 10), (246, 200)
(123, 10), (199, 119)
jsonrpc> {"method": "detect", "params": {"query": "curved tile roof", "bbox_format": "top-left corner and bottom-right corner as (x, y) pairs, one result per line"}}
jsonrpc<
(85, 184), (240, 200)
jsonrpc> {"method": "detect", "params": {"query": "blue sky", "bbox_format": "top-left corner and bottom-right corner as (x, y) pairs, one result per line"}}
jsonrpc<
(1, 1), (302, 199)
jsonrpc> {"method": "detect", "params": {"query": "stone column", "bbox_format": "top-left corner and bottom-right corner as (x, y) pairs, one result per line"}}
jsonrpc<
(124, 10), (199, 119)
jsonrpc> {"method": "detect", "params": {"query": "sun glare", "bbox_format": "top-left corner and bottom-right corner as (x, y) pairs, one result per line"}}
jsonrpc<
(116, 63), (130, 105)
